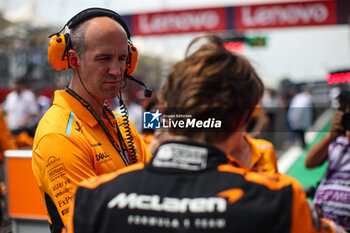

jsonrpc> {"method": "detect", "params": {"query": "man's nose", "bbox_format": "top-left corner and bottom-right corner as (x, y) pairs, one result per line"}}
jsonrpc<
(109, 59), (123, 76)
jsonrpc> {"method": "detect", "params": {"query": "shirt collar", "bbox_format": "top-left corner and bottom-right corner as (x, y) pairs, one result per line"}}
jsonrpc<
(243, 134), (261, 170)
(53, 90), (99, 127)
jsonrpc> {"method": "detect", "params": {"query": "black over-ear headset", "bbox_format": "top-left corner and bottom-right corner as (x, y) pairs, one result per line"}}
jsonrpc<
(48, 7), (152, 97)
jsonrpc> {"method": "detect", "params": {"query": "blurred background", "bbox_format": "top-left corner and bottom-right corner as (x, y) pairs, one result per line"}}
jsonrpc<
(0, 0), (349, 151)
(1, 1), (350, 232)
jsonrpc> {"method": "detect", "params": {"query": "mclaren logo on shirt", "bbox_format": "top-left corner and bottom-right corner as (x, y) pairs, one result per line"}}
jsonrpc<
(107, 193), (227, 213)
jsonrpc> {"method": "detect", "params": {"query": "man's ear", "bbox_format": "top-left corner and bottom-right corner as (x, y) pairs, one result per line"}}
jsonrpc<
(68, 50), (79, 70)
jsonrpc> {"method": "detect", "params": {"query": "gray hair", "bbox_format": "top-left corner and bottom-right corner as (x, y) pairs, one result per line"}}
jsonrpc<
(69, 20), (90, 58)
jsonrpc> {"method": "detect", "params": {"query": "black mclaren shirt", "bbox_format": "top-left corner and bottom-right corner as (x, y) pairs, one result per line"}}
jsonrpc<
(68, 141), (340, 233)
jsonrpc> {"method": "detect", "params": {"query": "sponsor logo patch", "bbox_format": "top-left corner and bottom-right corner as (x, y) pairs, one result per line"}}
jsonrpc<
(95, 152), (110, 161)
(153, 143), (208, 170)
(48, 164), (66, 181)
(46, 156), (60, 168)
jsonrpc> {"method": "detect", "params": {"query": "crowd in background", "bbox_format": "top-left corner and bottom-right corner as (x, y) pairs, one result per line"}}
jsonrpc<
(0, 75), (348, 153)
(0, 49), (349, 233)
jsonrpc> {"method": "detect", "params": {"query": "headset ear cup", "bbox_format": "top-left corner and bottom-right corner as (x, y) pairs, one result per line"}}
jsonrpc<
(125, 43), (138, 76)
(48, 34), (70, 70)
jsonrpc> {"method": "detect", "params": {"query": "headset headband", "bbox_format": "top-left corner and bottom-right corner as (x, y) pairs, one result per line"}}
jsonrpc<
(66, 7), (131, 39)
(47, 7), (139, 74)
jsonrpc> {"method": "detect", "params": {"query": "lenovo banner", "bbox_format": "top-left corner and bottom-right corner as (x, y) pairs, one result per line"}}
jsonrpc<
(234, 0), (337, 30)
(132, 8), (227, 36)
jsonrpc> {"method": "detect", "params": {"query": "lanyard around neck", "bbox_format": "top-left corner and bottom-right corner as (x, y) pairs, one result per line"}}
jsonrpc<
(65, 87), (132, 166)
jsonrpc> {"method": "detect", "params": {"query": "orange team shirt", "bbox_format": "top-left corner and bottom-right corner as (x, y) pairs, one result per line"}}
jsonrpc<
(32, 90), (152, 226)
(228, 134), (278, 174)
(0, 106), (17, 162)
(141, 132), (154, 148)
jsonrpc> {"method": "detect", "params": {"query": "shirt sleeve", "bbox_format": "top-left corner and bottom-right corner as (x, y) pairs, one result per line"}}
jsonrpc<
(32, 133), (96, 226)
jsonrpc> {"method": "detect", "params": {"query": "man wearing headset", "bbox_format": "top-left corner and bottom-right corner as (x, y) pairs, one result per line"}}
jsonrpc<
(32, 8), (151, 233)
(65, 34), (345, 233)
